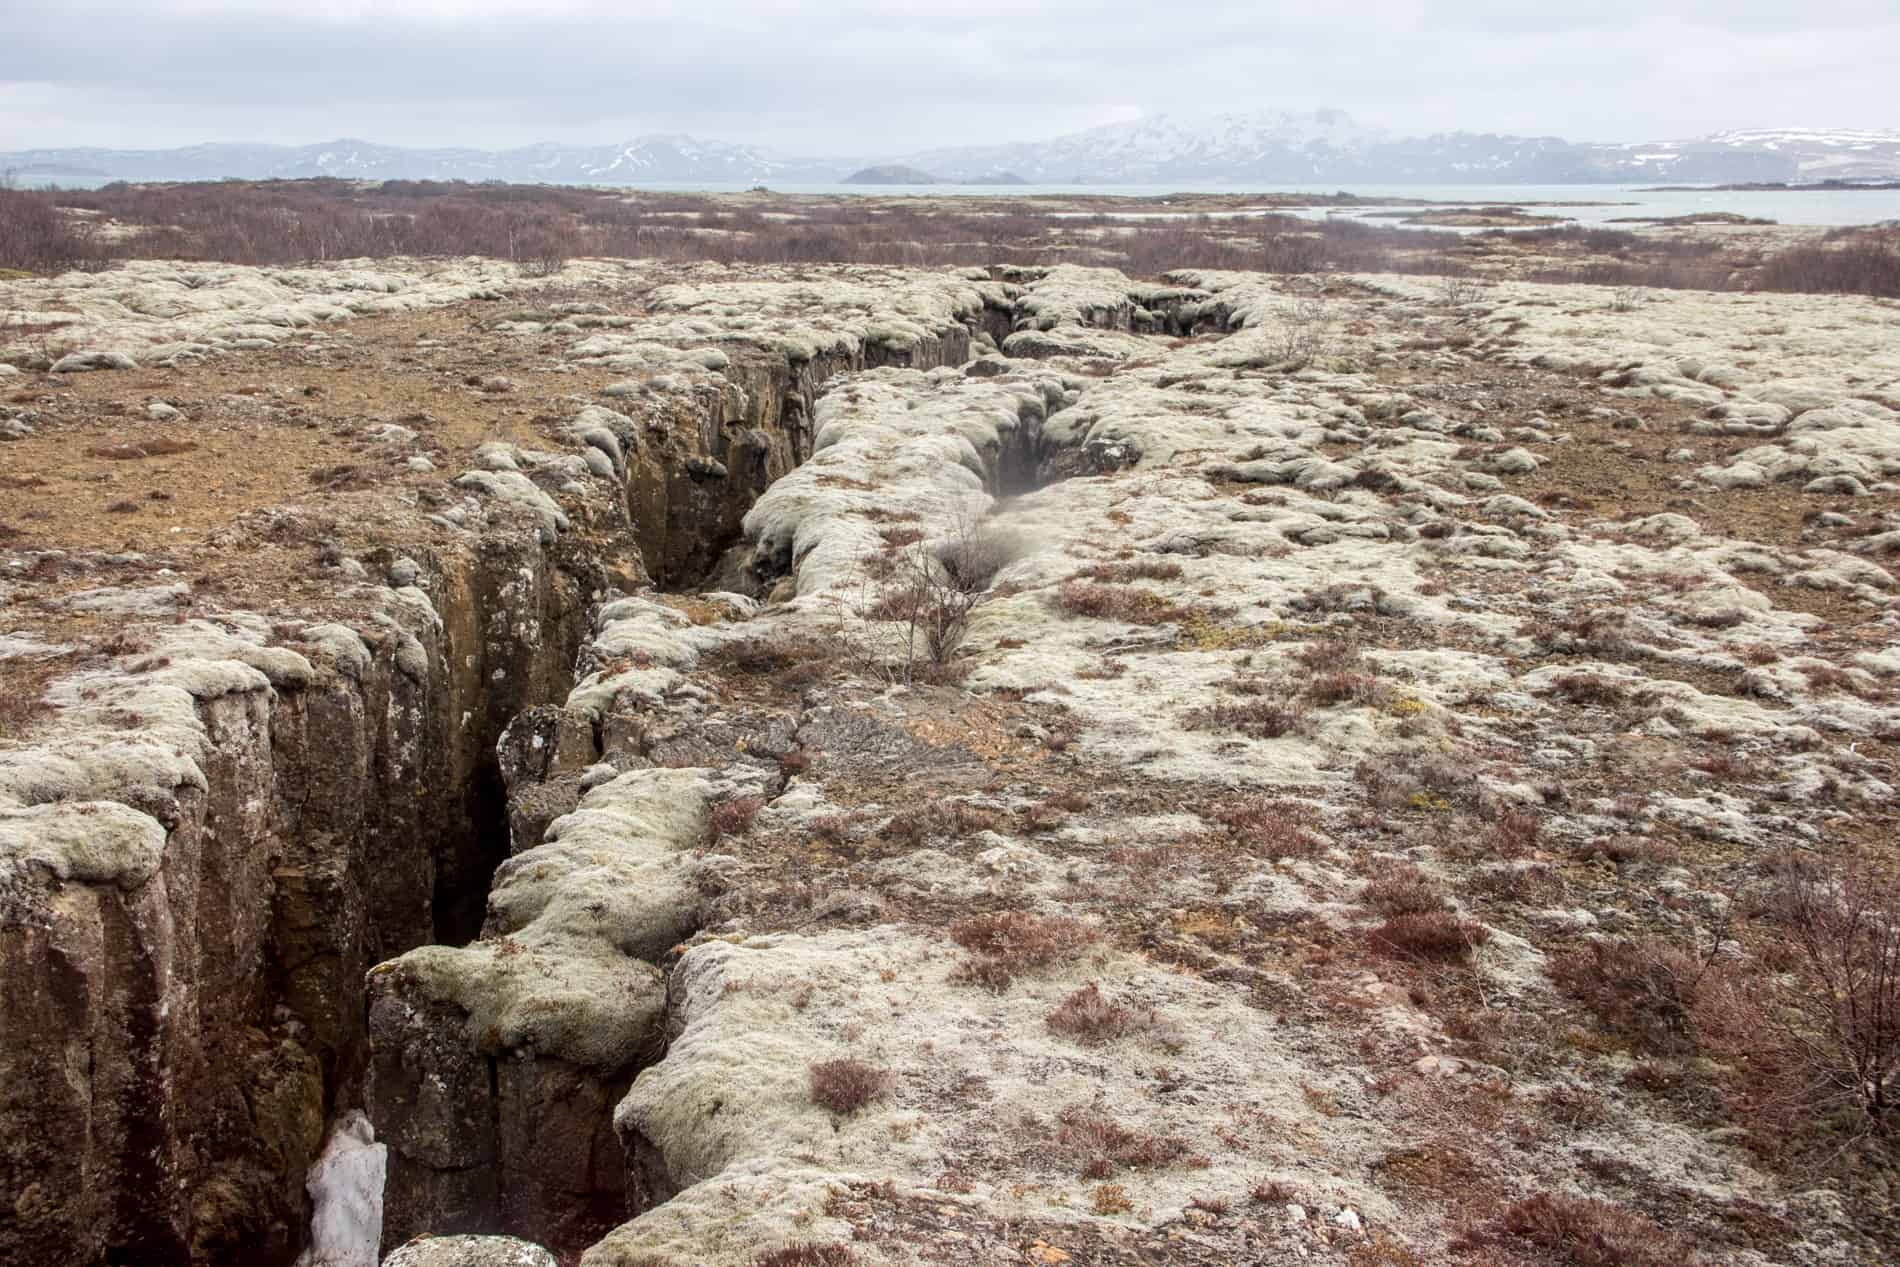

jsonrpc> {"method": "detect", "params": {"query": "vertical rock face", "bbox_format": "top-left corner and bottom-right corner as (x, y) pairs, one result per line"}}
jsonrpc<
(0, 262), (1014, 1266)
(0, 540), (586, 1266)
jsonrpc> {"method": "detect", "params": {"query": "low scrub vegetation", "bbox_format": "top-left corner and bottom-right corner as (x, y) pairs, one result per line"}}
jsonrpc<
(1045, 982), (1155, 1045)
(1054, 1102), (1191, 1178)
(6, 178), (1890, 297)
(1480, 1191), (1704, 1267)
(949, 910), (1098, 992)
(808, 1057), (893, 1114)
(1369, 911), (1491, 962)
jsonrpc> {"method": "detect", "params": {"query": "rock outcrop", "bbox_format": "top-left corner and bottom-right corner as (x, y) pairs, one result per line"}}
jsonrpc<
(4, 253), (1897, 1267)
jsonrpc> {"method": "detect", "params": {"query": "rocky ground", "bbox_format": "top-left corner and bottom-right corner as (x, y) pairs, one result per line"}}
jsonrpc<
(2, 252), (1897, 1267)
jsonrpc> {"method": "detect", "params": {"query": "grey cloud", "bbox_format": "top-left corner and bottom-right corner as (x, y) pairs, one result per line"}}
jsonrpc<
(2, 1), (1894, 150)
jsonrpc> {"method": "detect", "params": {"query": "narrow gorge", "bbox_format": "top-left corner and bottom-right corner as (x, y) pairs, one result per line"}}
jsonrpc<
(4, 256), (1896, 1266)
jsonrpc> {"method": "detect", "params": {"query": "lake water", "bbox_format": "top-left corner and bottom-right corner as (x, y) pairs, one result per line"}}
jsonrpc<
(28, 172), (1898, 228)
(687, 181), (1900, 229)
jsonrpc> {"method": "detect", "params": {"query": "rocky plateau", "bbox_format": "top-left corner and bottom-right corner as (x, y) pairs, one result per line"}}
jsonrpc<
(2, 245), (1898, 1267)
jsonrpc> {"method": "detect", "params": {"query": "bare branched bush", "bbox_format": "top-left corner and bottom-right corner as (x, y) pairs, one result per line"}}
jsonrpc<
(1770, 852), (1900, 1126)
(1267, 297), (1331, 368)
(1434, 274), (1485, 306)
(861, 518), (1017, 683)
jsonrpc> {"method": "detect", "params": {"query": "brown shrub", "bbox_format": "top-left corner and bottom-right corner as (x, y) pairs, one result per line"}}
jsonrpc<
(1251, 1177), (1299, 1204)
(1300, 670), (1388, 708)
(707, 795), (764, 839)
(948, 910), (1097, 991)
(1369, 912), (1490, 962)
(1076, 559), (1186, 583)
(1469, 861), (1568, 906)
(1051, 580), (1191, 625)
(883, 800), (1000, 844)
(1055, 1102), (1188, 1177)
(808, 1058), (892, 1114)
(1046, 982), (1153, 1045)
(1549, 936), (1704, 1053)
(1209, 796), (1323, 859)
(1574, 834), (1679, 869)
(1091, 1183), (1134, 1215)
(706, 634), (832, 686)
(1551, 672), (1630, 707)
(85, 438), (198, 460)
(878, 525), (925, 549)
(1292, 637), (1365, 673)
(1361, 866), (1452, 916)
(1477, 807), (1542, 857)
(1373, 1141), (1487, 1194)
(1353, 751), (1479, 814)
(1494, 1192), (1701, 1267)
(752, 1245), (854, 1267)
(1186, 696), (1305, 738)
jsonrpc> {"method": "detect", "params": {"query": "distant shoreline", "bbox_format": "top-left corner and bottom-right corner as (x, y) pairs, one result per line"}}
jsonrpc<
(1639, 180), (1900, 193)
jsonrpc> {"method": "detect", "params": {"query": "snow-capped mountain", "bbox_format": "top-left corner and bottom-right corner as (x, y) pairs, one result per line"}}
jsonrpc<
(899, 109), (1386, 183)
(5, 116), (1898, 188)
(0, 137), (851, 186)
(900, 111), (1900, 184)
(1615, 128), (1900, 181)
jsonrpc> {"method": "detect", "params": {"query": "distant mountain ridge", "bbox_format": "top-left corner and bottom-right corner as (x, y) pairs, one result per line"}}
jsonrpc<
(6, 113), (1899, 187)
(0, 136), (850, 187)
(897, 111), (1900, 184)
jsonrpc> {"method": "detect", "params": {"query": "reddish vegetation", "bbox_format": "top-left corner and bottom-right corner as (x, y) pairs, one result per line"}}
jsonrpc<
(751, 1244), (855, 1267)
(706, 795), (765, 839)
(808, 1058), (893, 1114)
(1369, 911), (1492, 962)
(8, 178), (1892, 297)
(1054, 1102), (1190, 1178)
(948, 911), (1098, 992)
(1045, 982), (1152, 1044)
(1488, 1191), (1703, 1267)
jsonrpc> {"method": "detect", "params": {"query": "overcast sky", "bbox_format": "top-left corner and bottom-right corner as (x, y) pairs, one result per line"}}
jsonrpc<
(3, 1), (1896, 152)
